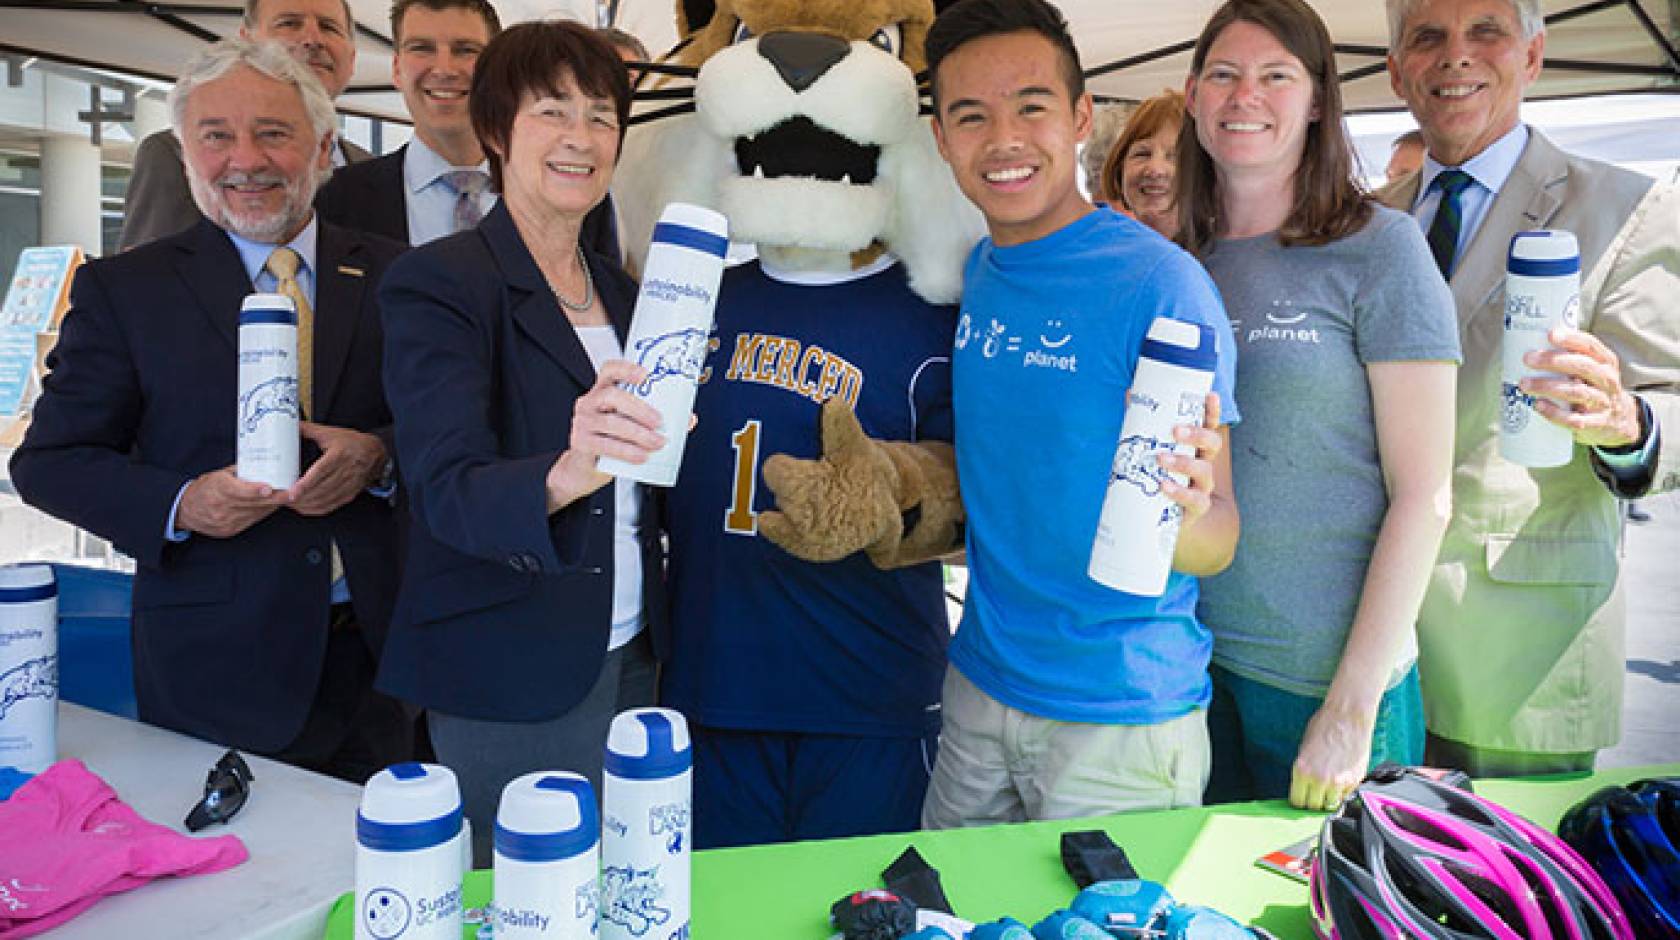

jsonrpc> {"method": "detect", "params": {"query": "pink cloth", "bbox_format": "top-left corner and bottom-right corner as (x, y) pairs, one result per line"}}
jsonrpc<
(0, 759), (248, 938)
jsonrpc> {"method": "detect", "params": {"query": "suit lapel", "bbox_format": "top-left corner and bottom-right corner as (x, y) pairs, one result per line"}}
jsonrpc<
(176, 219), (254, 352)
(483, 204), (597, 389)
(386, 146), (411, 245)
(1449, 133), (1567, 327)
(311, 221), (366, 419)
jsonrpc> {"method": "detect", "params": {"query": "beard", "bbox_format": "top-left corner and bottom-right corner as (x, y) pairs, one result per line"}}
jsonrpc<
(188, 164), (323, 244)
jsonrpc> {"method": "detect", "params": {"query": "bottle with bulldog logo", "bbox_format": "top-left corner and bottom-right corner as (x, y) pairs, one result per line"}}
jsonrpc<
(601, 708), (692, 940)
(1088, 317), (1217, 597)
(1501, 230), (1579, 468)
(236, 293), (300, 489)
(597, 203), (730, 487)
(493, 772), (600, 940)
(0, 563), (57, 773)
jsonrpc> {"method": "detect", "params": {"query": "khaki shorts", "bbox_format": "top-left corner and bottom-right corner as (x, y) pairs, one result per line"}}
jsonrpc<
(922, 665), (1210, 829)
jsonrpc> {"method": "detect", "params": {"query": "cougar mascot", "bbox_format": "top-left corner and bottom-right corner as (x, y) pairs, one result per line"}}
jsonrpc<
(616, 0), (982, 847)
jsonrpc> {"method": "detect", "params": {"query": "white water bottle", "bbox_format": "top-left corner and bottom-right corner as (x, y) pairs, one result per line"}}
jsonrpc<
(237, 293), (300, 489)
(597, 203), (729, 487)
(1089, 317), (1217, 597)
(1501, 230), (1580, 468)
(356, 763), (465, 940)
(494, 772), (601, 940)
(0, 564), (57, 773)
(601, 708), (692, 940)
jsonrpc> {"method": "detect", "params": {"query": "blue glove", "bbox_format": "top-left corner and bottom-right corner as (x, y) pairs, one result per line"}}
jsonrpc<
(1162, 905), (1261, 940)
(1069, 879), (1175, 935)
(968, 917), (1032, 940)
(1032, 910), (1111, 939)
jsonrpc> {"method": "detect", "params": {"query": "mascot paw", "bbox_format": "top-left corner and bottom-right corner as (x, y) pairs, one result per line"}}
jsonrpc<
(760, 400), (903, 563)
(760, 399), (964, 569)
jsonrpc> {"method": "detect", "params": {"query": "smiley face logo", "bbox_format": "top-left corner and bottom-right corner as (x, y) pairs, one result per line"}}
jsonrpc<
(362, 888), (411, 939)
(1040, 318), (1072, 349)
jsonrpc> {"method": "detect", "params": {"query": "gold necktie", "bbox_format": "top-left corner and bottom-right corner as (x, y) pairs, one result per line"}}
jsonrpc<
(263, 246), (342, 586)
(263, 246), (313, 418)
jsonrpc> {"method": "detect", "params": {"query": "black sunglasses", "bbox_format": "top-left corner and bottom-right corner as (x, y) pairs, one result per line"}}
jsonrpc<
(185, 749), (255, 832)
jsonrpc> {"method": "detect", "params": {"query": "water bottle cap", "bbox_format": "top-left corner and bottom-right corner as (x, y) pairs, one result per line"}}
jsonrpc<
(1139, 317), (1217, 372)
(1508, 229), (1580, 276)
(0, 563), (56, 602)
(240, 292), (297, 325)
(604, 708), (692, 780)
(494, 771), (599, 862)
(357, 762), (462, 851)
(652, 203), (730, 258)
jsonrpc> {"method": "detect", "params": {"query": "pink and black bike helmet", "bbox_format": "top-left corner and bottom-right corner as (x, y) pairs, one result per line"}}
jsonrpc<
(1309, 766), (1633, 940)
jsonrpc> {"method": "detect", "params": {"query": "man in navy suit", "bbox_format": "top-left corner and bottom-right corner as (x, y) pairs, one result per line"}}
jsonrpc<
(315, 0), (619, 256)
(11, 39), (408, 781)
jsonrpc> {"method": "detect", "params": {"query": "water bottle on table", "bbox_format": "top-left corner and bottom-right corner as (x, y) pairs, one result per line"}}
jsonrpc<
(356, 762), (465, 940)
(493, 771), (600, 939)
(601, 708), (692, 940)
(0, 563), (57, 773)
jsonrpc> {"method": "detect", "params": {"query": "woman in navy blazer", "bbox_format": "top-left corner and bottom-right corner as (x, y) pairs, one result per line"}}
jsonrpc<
(377, 21), (665, 863)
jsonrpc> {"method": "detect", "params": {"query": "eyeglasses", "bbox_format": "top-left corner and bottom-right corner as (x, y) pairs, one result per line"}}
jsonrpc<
(185, 749), (254, 832)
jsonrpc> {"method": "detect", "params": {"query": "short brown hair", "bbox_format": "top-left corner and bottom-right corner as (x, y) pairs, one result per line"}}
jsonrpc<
(1177, 0), (1371, 253)
(390, 0), (501, 44)
(469, 20), (632, 193)
(1099, 90), (1184, 209)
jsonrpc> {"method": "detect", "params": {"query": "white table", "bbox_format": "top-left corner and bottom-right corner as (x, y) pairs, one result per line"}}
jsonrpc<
(38, 703), (362, 940)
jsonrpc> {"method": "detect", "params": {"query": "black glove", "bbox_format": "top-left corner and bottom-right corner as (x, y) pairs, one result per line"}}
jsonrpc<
(1060, 830), (1140, 888)
(829, 890), (917, 940)
(882, 845), (954, 914)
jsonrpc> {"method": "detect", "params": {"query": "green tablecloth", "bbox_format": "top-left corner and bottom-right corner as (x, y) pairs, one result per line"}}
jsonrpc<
(325, 763), (1679, 939)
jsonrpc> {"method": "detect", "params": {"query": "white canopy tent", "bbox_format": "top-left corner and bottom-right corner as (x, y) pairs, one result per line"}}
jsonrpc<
(3, 0), (1676, 123)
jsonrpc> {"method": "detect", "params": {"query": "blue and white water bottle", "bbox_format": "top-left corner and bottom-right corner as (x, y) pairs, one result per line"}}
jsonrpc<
(237, 293), (300, 489)
(494, 772), (600, 940)
(0, 564), (57, 773)
(356, 763), (465, 940)
(601, 708), (692, 940)
(1088, 317), (1217, 597)
(1502, 230), (1580, 468)
(597, 203), (729, 487)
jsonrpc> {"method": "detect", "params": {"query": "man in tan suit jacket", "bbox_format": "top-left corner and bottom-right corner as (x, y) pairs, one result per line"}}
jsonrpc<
(1379, 0), (1680, 776)
(120, 0), (370, 251)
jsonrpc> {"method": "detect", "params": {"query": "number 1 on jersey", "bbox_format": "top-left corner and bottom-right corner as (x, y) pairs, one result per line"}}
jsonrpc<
(724, 419), (762, 535)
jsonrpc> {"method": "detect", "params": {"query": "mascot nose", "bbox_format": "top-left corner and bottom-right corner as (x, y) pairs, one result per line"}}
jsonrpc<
(757, 31), (850, 93)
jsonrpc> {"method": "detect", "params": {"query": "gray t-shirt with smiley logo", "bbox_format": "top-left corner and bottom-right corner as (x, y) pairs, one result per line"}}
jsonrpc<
(1196, 204), (1461, 697)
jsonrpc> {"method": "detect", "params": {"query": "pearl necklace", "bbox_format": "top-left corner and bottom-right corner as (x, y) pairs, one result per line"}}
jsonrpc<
(554, 246), (595, 312)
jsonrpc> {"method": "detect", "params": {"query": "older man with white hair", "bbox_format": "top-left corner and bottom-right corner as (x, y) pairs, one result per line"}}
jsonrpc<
(1378, 0), (1680, 776)
(121, 0), (371, 251)
(11, 39), (410, 782)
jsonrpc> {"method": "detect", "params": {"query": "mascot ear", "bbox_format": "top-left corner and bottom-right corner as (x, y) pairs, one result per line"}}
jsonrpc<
(677, 0), (714, 36)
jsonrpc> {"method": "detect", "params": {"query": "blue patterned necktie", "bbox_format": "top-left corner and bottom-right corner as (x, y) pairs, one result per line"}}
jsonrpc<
(1426, 169), (1475, 279)
(442, 169), (488, 232)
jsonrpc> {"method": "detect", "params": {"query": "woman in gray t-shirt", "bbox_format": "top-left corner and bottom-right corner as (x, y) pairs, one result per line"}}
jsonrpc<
(1178, 0), (1460, 812)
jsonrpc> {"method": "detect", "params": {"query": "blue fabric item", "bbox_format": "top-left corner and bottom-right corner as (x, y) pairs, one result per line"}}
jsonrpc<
(969, 918), (1033, 940)
(51, 563), (137, 720)
(690, 724), (935, 849)
(949, 208), (1240, 725)
(662, 259), (955, 737)
(1163, 905), (1258, 940)
(0, 767), (34, 800)
(1031, 910), (1110, 939)
(1204, 663), (1424, 804)
(1070, 879), (1175, 933)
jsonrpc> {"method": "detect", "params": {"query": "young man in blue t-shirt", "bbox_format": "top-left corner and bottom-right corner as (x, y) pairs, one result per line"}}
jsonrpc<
(922, 0), (1242, 825)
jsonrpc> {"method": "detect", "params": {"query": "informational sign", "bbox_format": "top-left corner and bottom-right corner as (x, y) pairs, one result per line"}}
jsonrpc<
(0, 246), (82, 419)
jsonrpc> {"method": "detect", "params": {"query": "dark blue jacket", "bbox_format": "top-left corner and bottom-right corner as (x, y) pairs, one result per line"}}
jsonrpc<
(10, 217), (404, 751)
(377, 200), (664, 721)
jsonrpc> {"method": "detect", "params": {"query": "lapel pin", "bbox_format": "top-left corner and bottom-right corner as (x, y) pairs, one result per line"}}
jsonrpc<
(337, 265), (365, 277)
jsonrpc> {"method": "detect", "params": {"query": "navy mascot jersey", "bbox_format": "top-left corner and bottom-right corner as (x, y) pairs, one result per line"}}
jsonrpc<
(663, 259), (956, 737)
